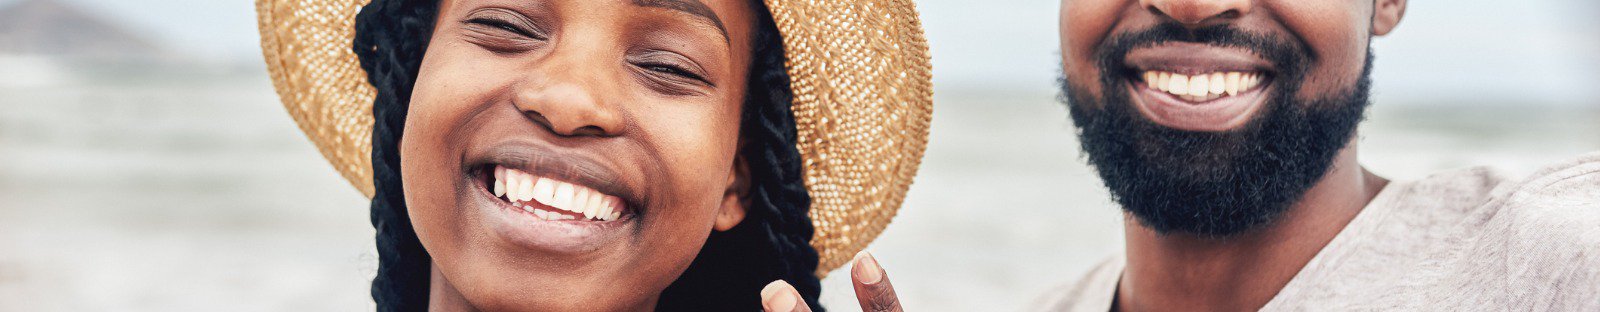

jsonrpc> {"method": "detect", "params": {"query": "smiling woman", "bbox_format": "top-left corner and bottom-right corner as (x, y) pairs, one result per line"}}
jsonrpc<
(385, 0), (802, 310)
(256, 0), (931, 310)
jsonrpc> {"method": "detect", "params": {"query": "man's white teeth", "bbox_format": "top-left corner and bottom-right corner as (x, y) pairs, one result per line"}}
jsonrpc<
(492, 166), (625, 221)
(1207, 73), (1226, 95)
(1225, 72), (1242, 95)
(1143, 70), (1263, 102)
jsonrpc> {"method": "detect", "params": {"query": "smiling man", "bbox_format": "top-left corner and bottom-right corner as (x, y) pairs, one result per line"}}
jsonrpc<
(1037, 0), (1600, 311)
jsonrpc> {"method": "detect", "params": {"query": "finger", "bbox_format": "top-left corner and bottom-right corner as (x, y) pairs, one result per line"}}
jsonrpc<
(851, 251), (904, 312)
(761, 280), (814, 312)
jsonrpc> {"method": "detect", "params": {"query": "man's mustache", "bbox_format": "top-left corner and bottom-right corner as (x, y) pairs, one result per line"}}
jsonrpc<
(1093, 22), (1313, 78)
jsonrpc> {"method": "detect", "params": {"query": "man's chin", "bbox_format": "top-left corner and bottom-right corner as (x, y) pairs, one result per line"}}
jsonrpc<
(1063, 25), (1374, 238)
(1062, 78), (1370, 238)
(1120, 189), (1295, 237)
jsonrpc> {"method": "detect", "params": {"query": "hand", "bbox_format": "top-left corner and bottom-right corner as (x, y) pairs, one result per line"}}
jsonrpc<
(761, 251), (904, 312)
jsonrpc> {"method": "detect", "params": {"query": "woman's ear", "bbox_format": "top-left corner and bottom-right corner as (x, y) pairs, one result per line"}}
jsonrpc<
(714, 153), (751, 232)
(1372, 0), (1406, 36)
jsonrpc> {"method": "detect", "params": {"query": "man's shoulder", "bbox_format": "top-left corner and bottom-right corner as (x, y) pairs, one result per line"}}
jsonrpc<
(1477, 151), (1600, 248)
(1390, 165), (1511, 216)
(1494, 152), (1600, 216)
(1031, 255), (1123, 312)
(1384, 152), (1600, 238)
(1397, 152), (1600, 259)
(1392, 152), (1600, 310)
(1268, 154), (1600, 310)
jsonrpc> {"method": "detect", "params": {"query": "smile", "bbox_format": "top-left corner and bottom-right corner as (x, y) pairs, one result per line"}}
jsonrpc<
(463, 141), (645, 254)
(493, 165), (625, 221)
(1123, 42), (1276, 132)
(1140, 71), (1265, 103)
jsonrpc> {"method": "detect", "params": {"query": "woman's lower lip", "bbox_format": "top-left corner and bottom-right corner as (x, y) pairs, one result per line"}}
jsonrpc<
(477, 183), (633, 255)
(1128, 81), (1268, 132)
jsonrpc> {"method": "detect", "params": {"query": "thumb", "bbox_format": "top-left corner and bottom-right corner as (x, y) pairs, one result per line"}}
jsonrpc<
(851, 251), (904, 312)
(761, 280), (814, 312)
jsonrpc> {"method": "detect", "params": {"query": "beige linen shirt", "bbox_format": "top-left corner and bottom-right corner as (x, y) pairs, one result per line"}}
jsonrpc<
(1036, 152), (1600, 311)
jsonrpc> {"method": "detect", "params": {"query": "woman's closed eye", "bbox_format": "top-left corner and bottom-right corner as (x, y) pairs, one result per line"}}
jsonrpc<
(630, 51), (716, 94)
(639, 62), (708, 83)
(470, 18), (542, 39)
(461, 9), (548, 52)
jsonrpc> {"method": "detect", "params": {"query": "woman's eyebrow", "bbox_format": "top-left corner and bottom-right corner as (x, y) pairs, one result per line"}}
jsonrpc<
(631, 0), (729, 44)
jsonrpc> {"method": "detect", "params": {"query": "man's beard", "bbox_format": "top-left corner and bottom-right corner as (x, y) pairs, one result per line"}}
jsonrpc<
(1062, 23), (1374, 237)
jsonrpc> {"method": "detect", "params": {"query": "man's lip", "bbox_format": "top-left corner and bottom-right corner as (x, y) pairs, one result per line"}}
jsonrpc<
(1124, 42), (1275, 74)
(1128, 79), (1270, 132)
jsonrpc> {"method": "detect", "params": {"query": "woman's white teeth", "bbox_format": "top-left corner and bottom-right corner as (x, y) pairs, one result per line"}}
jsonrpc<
(529, 207), (577, 221)
(1142, 70), (1263, 102)
(491, 166), (625, 221)
(493, 166), (507, 197)
(517, 172), (535, 202)
(531, 177), (555, 204)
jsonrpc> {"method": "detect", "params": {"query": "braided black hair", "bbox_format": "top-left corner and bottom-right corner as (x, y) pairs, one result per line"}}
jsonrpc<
(351, 1), (823, 311)
(656, 4), (823, 310)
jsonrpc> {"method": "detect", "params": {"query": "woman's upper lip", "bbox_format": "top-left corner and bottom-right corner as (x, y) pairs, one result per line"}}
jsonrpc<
(465, 140), (644, 212)
(1124, 42), (1276, 74)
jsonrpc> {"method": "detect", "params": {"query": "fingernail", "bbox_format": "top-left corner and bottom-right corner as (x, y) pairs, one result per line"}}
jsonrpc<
(761, 280), (798, 311)
(853, 250), (882, 285)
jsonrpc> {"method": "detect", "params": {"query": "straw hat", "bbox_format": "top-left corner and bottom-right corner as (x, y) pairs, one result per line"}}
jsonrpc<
(257, 0), (932, 276)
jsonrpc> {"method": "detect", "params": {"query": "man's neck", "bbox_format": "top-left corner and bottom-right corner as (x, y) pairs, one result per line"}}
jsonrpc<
(1116, 144), (1389, 312)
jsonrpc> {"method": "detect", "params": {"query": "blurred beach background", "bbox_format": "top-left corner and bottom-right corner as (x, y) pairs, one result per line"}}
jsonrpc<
(0, 0), (1596, 310)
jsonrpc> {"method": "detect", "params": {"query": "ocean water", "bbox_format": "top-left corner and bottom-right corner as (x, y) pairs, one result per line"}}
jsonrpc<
(1, 61), (1596, 311)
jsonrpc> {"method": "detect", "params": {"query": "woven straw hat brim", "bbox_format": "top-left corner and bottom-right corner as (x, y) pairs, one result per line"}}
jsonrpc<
(256, 0), (932, 277)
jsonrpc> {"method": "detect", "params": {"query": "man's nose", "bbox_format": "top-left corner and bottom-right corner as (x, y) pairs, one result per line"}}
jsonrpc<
(513, 69), (626, 137)
(1140, 0), (1253, 27)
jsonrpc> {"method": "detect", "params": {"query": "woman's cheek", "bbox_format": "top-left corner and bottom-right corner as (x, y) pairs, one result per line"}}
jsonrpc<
(401, 44), (503, 243)
(641, 103), (743, 214)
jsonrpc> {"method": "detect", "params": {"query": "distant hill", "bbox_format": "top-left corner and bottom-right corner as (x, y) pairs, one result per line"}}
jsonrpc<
(0, 0), (168, 60)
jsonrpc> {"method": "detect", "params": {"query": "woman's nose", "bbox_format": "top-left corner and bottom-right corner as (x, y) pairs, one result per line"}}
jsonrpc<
(513, 76), (626, 137)
(1139, 0), (1253, 27)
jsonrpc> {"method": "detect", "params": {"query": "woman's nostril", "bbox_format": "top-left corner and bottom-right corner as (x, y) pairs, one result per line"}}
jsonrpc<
(520, 110), (615, 137)
(569, 125), (608, 137)
(523, 110), (556, 132)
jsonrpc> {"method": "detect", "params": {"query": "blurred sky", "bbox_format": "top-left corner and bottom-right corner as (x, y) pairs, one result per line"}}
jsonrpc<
(6, 0), (1596, 106)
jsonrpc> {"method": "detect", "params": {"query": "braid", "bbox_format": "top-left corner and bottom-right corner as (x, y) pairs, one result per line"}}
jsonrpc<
(353, 0), (438, 311)
(352, 1), (822, 311)
(656, 3), (825, 310)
